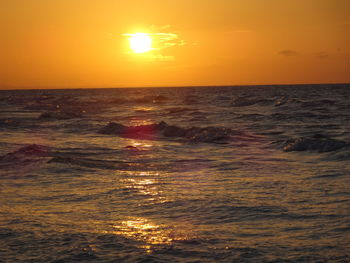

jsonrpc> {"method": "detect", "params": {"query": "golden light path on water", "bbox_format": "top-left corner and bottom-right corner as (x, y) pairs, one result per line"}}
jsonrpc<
(101, 169), (196, 253)
(111, 217), (189, 253)
(121, 175), (162, 200)
(129, 140), (154, 149)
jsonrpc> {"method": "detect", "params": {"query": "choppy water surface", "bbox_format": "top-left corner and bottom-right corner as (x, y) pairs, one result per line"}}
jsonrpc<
(1, 85), (350, 262)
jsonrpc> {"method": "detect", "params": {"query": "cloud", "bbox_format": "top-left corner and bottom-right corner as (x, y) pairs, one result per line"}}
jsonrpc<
(278, 49), (299, 57)
(151, 32), (186, 50)
(122, 27), (186, 51)
(122, 25), (186, 61)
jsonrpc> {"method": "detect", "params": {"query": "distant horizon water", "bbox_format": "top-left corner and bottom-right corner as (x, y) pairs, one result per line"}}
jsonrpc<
(1, 82), (350, 91)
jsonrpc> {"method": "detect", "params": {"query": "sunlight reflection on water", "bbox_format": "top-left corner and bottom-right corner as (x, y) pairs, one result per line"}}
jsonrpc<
(130, 140), (154, 149)
(120, 171), (170, 204)
(122, 178), (161, 197)
(111, 217), (194, 253)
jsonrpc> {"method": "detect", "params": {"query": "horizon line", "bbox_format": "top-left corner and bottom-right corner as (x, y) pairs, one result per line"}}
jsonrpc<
(0, 82), (349, 91)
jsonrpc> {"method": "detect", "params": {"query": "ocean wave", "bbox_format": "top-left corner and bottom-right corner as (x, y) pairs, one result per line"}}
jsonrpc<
(98, 121), (255, 144)
(321, 150), (350, 161)
(0, 144), (137, 173)
(0, 118), (21, 128)
(0, 144), (51, 175)
(0, 144), (51, 161)
(38, 111), (83, 120)
(237, 114), (266, 121)
(49, 156), (131, 170)
(300, 99), (336, 108)
(231, 96), (273, 107)
(274, 96), (290, 106)
(23, 95), (114, 115)
(283, 136), (349, 152)
(166, 107), (197, 114)
(133, 95), (169, 104)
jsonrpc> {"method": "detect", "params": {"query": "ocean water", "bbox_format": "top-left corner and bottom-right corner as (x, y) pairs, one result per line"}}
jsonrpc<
(0, 85), (350, 262)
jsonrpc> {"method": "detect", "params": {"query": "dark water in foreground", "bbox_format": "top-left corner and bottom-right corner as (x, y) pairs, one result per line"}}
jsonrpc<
(1, 85), (350, 262)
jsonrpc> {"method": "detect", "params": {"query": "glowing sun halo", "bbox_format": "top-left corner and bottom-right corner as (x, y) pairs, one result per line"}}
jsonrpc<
(129, 33), (152, 53)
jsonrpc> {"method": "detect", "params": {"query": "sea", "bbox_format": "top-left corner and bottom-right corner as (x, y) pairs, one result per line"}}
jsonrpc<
(0, 84), (350, 263)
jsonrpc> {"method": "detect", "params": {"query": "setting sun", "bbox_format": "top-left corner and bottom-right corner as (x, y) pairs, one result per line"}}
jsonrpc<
(128, 33), (152, 54)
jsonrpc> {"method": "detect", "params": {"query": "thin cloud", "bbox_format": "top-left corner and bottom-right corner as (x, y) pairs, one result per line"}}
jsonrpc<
(278, 49), (299, 57)
(123, 28), (186, 51)
(122, 25), (186, 61)
(151, 32), (186, 50)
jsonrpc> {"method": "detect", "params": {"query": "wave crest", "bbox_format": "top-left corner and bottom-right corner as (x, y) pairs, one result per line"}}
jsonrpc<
(98, 121), (252, 143)
(283, 136), (349, 152)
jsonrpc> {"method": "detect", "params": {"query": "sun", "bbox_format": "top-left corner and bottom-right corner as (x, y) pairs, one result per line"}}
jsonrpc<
(128, 33), (152, 53)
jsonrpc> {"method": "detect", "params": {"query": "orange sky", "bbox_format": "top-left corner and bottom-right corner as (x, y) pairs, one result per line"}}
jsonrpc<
(1, 0), (349, 88)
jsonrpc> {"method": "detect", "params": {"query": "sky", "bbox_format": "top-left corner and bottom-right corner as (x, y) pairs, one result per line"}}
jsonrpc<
(1, 0), (349, 88)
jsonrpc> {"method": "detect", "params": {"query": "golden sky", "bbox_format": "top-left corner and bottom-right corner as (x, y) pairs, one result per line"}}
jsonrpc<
(1, 0), (349, 88)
